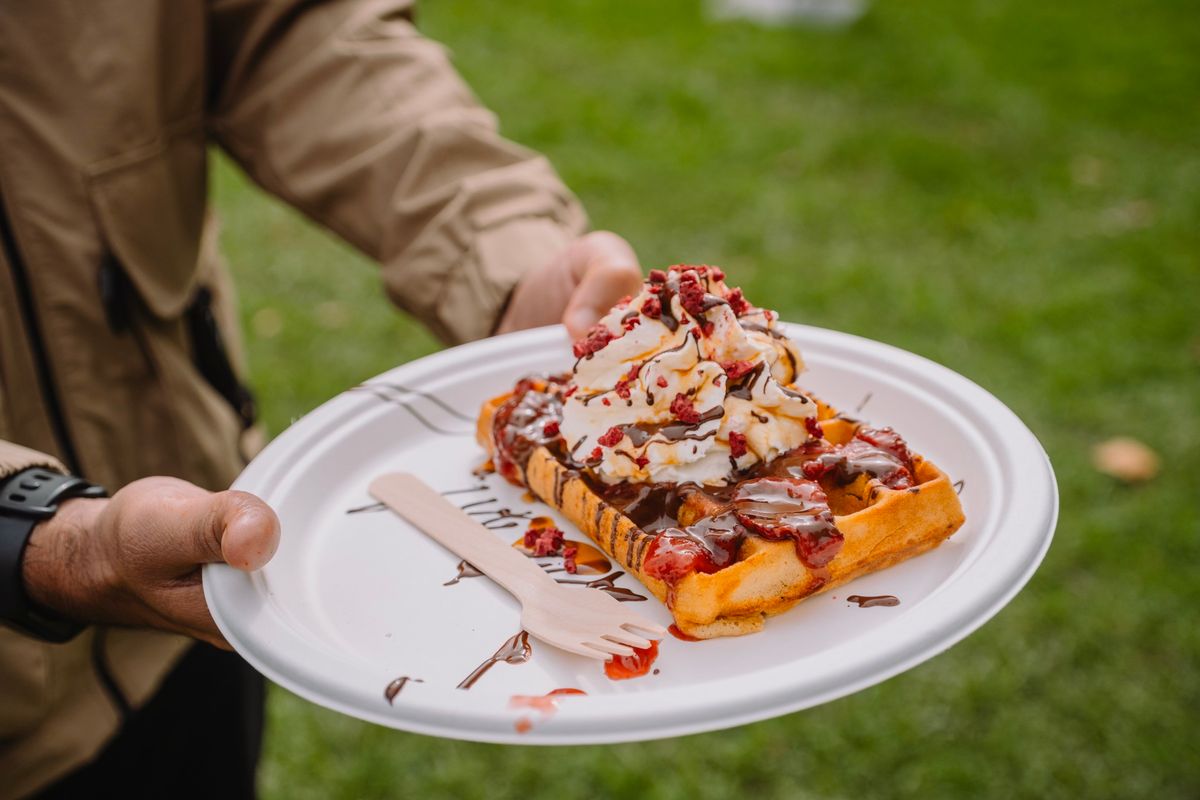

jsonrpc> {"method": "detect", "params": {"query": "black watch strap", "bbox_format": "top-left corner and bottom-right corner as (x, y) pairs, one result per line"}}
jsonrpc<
(0, 467), (107, 643)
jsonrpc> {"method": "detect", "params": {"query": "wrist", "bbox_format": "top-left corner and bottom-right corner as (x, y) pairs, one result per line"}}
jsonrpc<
(22, 497), (110, 622)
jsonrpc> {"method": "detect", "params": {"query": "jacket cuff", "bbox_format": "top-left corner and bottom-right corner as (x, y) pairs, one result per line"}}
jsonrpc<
(417, 215), (583, 345)
(0, 442), (67, 483)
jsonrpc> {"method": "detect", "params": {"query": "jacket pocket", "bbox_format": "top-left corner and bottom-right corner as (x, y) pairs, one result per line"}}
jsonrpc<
(87, 128), (207, 320)
(86, 130), (257, 478)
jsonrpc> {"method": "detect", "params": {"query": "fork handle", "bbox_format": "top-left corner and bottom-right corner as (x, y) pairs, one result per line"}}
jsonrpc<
(369, 472), (557, 602)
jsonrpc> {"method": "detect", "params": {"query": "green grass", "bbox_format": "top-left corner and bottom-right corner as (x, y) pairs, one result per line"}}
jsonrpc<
(211, 1), (1200, 797)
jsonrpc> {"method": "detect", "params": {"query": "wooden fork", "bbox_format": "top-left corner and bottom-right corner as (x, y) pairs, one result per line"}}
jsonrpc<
(369, 473), (666, 660)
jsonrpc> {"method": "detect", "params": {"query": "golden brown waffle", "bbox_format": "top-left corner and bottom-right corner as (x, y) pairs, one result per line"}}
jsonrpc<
(478, 395), (965, 639)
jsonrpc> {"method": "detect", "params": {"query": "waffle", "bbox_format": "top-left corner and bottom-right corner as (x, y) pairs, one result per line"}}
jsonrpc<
(477, 393), (965, 639)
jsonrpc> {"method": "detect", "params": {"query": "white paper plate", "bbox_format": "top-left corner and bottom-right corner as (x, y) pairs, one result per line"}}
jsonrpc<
(204, 323), (1056, 744)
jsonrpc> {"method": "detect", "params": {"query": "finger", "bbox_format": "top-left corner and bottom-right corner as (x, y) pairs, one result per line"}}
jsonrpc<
(562, 232), (642, 338)
(156, 582), (232, 652)
(212, 491), (281, 571)
(495, 253), (577, 334)
(181, 490), (280, 571)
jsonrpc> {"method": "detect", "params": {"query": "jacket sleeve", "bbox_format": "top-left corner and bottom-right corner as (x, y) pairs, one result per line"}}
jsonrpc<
(0, 441), (65, 483)
(207, 0), (588, 344)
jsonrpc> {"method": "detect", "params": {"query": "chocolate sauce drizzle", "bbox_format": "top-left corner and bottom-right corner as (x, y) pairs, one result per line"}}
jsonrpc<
(616, 404), (725, 447)
(442, 484), (491, 496)
(954, 479), (965, 495)
(463, 501), (538, 530)
(384, 675), (424, 704)
(553, 571), (649, 602)
(346, 485), (490, 515)
(350, 383), (473, 436)
(847, 594), (900, 608)
(457, 630), (532, 690)
(740, 322), (798, 379)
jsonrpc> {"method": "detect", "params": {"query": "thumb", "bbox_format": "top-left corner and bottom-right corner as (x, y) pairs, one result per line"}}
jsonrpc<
(191, 490), (281, 571)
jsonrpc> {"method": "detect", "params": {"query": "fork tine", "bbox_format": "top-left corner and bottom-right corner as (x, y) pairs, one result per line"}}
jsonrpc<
(621, 620), (668, 638)
(584, 640), (635, 658)
(602, 630), (653, 649)
(534, 633), (611, 661)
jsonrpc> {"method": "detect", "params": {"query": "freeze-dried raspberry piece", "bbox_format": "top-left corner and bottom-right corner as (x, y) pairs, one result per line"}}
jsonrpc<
(597, 426), (624, 447)
(542, 420), (560, 438)
(642, 295), (662, 319)
(648, 269), (668, 283)
(613, 363), (639, 399)
(728, 430), (748, 458)
(678, 270), (708, 319)
(563, 384), (578, 398)
(572, 324), (615, 358)
(670, 393), (701, 425)
(524, 526), (565, 557)
(635, 455), (650, 468)
(656, 376), (669, 388)
(622, 315), (642, 331)
(805, 416), (824, 439)
(726, 287), (751, 316)
(721, 360), (755, 381)
(708, 266), (726, 282)
(562, 544), (579, 573)
(587, 447), (603, 463)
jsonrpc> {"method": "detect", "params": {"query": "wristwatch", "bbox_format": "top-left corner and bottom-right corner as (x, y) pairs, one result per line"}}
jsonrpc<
(0, 467), (107, 642)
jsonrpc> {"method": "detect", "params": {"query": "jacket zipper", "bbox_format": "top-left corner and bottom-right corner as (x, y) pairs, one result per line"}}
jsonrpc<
(0, 183), (82, 474)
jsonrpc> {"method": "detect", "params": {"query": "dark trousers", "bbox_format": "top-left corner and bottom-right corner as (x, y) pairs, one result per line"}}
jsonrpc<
(35, 643), (265, 799)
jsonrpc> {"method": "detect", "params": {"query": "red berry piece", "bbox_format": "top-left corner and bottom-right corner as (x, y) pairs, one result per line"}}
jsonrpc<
(642, 295), (662, 319)
(728, 430), (748, 458)
(526, 526), (566, 557)
(720, 359), (755, 381)
(670, 393), (701, 425)
(725, 287), (751, 316)
(597, 426), (624, 447)
(656, 375), (669, 388)
(805, 416), (824, 439)
(678, 271), (709, 319)
(572, 324), (615, 359)
(648, 269), (668, 283)
(562, 544), (579, 573)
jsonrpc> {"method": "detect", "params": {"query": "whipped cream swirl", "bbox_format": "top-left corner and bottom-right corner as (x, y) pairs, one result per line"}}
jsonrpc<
(561, 266), (816, 486)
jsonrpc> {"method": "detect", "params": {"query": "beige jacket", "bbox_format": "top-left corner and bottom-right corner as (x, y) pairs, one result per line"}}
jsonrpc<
(0, 1), (585, 795)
